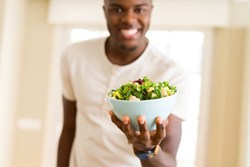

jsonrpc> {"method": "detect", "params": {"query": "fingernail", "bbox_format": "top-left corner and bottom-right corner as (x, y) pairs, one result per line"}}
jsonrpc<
(139, 118), (145, 125)
(108, 111), (113, 117)
(157, 117), (163, 124)
(123, 117), (129, 125)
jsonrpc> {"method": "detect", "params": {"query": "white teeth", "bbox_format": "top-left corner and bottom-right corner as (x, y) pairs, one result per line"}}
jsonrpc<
(121, 29), (138, 36)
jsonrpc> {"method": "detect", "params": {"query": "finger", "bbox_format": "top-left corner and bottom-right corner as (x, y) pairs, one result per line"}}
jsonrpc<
(123, 116), (136, 143)
(109, 111), (123, 131)
(138, 116), (151, 146)
(122, 116), (132, 134)
(152, 116), (166, 145)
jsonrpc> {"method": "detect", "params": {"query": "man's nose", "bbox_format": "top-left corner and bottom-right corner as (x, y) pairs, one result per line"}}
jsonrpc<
(120, 10), (137, 24)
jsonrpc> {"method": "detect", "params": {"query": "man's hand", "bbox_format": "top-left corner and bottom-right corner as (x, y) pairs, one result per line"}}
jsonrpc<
(109, 111), (168, 152)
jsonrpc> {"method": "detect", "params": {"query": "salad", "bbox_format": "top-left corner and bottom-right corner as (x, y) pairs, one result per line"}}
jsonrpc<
(109, 76), (177, 101)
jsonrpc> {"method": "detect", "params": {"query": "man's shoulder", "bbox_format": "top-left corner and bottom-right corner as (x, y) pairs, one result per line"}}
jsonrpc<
(146, 42), (188, 77)
(147, 43), (177, 67)
(61, 37), (107, 63)
(67, 37), (107, 51)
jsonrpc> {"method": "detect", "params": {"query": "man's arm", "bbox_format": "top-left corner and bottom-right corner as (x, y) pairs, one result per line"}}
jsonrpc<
(57, 96), (77, 167)
(139, 115), (182, 167)
(110, 113), (182, 167)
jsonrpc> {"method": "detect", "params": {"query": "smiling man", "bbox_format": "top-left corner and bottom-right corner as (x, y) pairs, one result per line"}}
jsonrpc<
(104, 0), (151, 52)
(57, 0), (189, 167)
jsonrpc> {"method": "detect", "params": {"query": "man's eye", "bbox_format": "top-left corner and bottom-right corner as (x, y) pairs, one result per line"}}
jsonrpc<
(134, 8), (146, 14)
(110, 8), (123, 13)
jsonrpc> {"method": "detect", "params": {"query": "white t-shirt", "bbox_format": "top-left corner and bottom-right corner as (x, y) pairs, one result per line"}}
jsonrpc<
(60, 37), (190, 167)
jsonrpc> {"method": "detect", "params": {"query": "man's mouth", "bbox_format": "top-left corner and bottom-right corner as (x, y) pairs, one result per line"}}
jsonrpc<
(120, 29), (139, 39)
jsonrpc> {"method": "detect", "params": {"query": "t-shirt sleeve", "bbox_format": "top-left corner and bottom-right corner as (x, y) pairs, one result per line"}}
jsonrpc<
(60, 48), (76, 101)
(167, 67), (190, 121)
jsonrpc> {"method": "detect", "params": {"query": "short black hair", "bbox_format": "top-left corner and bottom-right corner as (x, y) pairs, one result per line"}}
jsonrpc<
(104, 0), (153, 5)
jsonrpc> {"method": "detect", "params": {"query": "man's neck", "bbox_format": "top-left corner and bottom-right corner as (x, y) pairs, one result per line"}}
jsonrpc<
(105, 37), (148, 66)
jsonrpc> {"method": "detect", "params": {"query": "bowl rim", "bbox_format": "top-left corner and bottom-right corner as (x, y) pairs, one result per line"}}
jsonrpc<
(107, 92), (177, 103)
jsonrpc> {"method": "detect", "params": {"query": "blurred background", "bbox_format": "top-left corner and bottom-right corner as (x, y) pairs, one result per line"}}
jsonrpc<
(0, 0), (250, 167)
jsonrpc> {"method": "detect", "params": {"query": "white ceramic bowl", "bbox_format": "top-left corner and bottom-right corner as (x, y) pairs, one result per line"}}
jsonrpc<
(108, 93), (177, 131)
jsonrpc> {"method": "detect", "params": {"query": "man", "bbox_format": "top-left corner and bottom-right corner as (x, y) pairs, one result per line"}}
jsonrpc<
(57, 0), (189, 166)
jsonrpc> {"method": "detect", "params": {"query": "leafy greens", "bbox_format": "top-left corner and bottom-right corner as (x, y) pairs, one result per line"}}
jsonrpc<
(109, 76), (177, 101)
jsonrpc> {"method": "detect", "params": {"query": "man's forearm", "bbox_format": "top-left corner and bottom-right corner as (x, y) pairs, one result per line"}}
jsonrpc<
(57, 129), (75, 167)
(140, 148), (176, 167)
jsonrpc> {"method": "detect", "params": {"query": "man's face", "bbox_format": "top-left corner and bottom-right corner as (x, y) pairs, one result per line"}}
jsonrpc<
(103, 0), (153, 51)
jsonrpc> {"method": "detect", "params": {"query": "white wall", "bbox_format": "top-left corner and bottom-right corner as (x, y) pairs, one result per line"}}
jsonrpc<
(0, 0), (54, 167)
(240, 27), (250, 167)
(0, 0), (28, 166)
(47, 0), (230, 28)
(0, 0), (4, 49)
(206, 28), (247, 167)
(230, 2), (250, 26)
